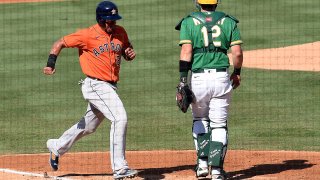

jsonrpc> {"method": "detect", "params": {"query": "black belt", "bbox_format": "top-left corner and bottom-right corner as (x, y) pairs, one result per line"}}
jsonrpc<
(193, 47), (227, 54)
(87, 76), (116, 85)
(193, 68), (227, 73)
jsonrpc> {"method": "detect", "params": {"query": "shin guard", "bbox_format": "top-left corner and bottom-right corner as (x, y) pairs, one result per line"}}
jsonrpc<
(197, 132), (211, 158)
(208, 141), (226, 168)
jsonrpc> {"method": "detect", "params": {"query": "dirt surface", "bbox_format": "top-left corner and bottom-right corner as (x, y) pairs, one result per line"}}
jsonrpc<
(0, 150), (320, 180)
(229, 41), (320, 72)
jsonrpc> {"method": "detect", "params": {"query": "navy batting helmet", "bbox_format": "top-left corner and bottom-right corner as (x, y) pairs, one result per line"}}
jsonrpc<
(96, 1), (122, 23)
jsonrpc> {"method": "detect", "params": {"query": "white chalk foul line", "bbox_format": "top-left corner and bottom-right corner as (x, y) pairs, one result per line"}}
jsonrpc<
(0, 168), (73, 180)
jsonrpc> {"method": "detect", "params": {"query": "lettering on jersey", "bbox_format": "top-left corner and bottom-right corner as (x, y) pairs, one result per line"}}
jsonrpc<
(93, 49), (100, 56)
(115, 55), (121, 67)
(93, 41), (122, 57)
(217, 17), (226, 25)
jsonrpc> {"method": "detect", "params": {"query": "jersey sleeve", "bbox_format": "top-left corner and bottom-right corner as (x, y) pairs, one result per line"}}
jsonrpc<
(230, 23), (243, 46)
(179, 18), (192, 46)
(121, 28), (131, 49)
(63, 29), (88, 49)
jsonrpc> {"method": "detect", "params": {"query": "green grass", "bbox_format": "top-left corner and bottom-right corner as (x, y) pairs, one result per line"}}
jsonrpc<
(0, 0), (319, 154)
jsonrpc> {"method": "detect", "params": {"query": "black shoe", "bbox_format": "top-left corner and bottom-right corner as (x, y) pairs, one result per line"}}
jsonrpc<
(49, 151), (59, 171)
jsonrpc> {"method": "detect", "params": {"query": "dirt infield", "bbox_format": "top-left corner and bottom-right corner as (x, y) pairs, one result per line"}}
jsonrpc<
(0, 150), (320, 179)
(229, 41), (320, 72)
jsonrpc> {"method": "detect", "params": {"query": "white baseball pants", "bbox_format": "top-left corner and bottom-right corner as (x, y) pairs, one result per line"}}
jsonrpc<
(49, 77), (129, 172)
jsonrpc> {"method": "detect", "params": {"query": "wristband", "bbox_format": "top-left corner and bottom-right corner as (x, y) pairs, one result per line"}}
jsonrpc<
(47, 54), (57, 69)
(179, 60), (191, 79)
(233, 67), (241, 75)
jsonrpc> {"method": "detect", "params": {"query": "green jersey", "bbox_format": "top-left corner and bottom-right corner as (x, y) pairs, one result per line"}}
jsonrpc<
(178, 11), (243, 71)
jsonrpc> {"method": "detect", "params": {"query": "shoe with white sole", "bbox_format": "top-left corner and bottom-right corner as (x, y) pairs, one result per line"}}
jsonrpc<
(211, 169), (227, 180)
(113, 168), (138, 180)
(46, 139), (60, 171)
(196, 167), (209, 177)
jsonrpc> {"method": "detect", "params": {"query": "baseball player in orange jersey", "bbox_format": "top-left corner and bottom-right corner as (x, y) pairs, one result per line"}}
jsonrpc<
(43, 1), (137, 179)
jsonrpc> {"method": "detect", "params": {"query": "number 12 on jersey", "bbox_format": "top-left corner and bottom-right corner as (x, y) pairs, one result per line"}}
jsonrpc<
(201, 25), (221, 47)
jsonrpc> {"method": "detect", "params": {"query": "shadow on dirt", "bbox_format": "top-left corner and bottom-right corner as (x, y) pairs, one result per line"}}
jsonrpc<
(58, 159), (314, 180)
(58, 165), (195, 180)
(228, 159), (315, 180)
(137, 164), (194, 180)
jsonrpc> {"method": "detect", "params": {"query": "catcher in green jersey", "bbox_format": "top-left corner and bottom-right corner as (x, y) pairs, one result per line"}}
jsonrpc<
(175, 0), (243, 179)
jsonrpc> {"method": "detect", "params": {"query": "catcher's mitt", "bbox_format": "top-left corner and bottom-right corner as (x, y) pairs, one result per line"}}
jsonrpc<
(176, 82), (194, 113)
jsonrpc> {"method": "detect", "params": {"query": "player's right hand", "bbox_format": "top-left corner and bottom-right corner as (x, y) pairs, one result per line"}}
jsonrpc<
(230, 73), (241, 89)
(43, 67), (56, 75)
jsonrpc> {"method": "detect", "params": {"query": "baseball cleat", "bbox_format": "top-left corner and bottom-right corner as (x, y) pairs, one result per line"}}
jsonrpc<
(47, 139), (60, 171)
(113, 168), (138, 180)
(49, 151), (59, 171)
(211, 170), (227, 180)
(196, 167), (209, 177)
(211, 174), (226, 180)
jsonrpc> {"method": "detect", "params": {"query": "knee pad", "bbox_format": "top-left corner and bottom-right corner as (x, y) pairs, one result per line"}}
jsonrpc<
(211, 127), (228, 145)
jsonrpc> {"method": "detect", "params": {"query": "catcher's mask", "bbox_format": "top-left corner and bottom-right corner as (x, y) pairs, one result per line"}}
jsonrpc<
(96, 1), (122, 24)
(194, 0), (220, 10)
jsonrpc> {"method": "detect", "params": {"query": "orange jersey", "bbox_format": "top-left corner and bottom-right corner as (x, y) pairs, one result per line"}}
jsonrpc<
(63, 24), (131, 82)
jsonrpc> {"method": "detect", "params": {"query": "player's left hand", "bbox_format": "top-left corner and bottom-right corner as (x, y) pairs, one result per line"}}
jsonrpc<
(230, 73), (241, 89)
(176, 82), (194, 113)
(124, 47), (136, 61)
(43, 67), (56, 75)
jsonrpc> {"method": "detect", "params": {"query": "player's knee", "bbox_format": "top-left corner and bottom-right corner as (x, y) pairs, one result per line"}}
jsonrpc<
(77, 117), (98, 134)
(210, 119), (227, 129)
(211, 128), (227, 146)
(85, 127), (98, 134)
(193, 120), (210, 136)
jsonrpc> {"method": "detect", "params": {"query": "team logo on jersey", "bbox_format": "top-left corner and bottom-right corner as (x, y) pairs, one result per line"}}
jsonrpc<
(93, 42), (122, 57)
(206, 17), (212, 22)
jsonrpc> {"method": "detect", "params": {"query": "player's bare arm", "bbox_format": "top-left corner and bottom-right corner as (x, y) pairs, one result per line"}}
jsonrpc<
(180, 44), (192, 62)
(43, 38), (66, 75)
(230, 44), (243, 89)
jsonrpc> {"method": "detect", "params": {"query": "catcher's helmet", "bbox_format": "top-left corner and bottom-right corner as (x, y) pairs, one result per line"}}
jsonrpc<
(194, 0), (220, 11)
(96, 1), (122, 23)
(198, 0), (220, 4)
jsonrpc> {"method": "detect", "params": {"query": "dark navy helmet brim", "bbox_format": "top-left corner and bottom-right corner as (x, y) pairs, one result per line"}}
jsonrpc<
(100, 14), (122, 21)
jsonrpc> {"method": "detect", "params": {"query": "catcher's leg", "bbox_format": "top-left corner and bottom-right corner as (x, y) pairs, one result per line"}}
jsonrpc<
(208, 127), (228, 176)
(193, 120), (210, 177)
(208, 92), (231, 178)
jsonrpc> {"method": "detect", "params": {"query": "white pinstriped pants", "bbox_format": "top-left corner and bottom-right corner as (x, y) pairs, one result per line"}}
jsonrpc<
(52, 77), (129, 172)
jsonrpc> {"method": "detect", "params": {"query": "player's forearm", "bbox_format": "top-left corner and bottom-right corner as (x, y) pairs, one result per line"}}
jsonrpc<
(46, 38), (66, 69)
(180, 44), (192, 62)
(179, 44), (193, 82)
(231, 45), (243, 69)
(233, 52), (243, 69)
(49, 38), (66, 56)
